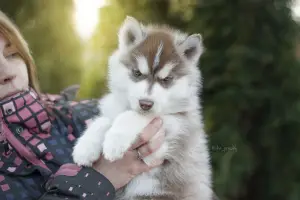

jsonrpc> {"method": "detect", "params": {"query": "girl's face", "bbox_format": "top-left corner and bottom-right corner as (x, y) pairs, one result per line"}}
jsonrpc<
(0, 34), (28, 99)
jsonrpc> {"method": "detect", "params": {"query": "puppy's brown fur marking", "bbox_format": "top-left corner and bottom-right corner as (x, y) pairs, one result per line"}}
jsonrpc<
(133, 31), (181, 73)
(120, 29), (189, 94)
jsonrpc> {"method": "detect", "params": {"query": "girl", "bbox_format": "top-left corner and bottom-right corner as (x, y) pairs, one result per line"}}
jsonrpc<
(0, 10), (164, 200)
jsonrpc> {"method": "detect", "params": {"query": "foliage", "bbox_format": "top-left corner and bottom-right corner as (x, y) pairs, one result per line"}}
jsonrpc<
(197, 0), (300, 199)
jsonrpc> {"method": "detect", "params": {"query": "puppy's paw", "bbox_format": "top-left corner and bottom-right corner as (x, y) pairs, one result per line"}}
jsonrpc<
(72, 141), (100, 167)
(102, 129), (131, 161)
(72, 117), (112, 166)
(102, 110), (153, 162)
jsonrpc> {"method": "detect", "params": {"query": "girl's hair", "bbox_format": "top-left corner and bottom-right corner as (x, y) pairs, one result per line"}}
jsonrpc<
(0, 11), (40, 94)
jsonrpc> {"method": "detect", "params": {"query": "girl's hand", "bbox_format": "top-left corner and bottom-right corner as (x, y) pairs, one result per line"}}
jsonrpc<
(92, 118), (164, 190)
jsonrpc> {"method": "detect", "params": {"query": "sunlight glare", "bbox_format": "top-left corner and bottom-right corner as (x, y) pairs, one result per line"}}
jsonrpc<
(74, 0), (107, 40)
(292, 0), (300, 19)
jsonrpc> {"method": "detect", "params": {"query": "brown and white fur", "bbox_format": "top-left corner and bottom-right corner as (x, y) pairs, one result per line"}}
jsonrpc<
(72, 16), (213, 200)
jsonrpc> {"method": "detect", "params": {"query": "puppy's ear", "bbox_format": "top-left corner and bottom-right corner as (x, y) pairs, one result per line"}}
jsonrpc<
(118, 16), (144, 49)
(177, 34), (204, 63)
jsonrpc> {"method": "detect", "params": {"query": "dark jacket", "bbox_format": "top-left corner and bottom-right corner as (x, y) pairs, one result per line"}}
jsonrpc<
(0, 87), (115, 200)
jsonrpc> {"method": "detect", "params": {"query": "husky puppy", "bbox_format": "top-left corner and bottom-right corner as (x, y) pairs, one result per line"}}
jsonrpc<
(72, 16), (213, 200)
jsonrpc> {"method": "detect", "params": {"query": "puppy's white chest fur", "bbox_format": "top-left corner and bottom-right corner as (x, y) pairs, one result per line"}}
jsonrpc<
(124, 168), (163, 198)
(120, 114), (189, 198)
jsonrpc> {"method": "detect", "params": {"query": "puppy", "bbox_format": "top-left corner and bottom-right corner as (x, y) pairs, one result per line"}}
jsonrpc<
(73, 16), (213, 200)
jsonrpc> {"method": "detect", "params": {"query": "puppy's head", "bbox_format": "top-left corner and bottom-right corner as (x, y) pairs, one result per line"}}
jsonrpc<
(108, 16), (203, 114)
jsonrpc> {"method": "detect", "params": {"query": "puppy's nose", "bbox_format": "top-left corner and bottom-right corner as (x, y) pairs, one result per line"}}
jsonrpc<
(139, 99), (154, 111)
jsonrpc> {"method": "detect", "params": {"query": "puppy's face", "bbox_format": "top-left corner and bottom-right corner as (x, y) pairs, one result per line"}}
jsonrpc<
(108, 17), (203, 115)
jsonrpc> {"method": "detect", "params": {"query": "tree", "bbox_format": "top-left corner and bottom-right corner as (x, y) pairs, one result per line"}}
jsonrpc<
(196, 0), (300, 199)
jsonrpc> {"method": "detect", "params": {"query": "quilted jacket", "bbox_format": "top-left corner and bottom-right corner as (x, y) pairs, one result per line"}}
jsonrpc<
(0, 86), (115, 200)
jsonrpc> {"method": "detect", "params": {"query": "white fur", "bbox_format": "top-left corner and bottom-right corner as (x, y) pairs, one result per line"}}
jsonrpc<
(72, 117), (111, 166)
(153, 41), (164, 69)
(157, 62), (176, 79)
(102, 111), (155, 161)
(178, 34), (204, 65)
(72, 16), (213, 200)
(118, 16), (144, 50)
(136, 56), (149, 74)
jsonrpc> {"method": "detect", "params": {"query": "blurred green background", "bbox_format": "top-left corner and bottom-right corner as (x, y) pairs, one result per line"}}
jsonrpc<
(1, 0), (300, 199)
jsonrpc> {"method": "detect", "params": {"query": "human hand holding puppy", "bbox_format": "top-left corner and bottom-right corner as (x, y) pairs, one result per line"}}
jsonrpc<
(86, 117), (165, 190)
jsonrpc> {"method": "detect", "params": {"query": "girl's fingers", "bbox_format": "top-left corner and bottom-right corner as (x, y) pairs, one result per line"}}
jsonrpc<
(136, 130), (165, 158)
(130, 117), (163, 150)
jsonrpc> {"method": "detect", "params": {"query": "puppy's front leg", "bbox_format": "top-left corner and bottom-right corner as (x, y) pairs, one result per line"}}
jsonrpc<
(72, 116), (111, 166)
(102, 110), (155, 162)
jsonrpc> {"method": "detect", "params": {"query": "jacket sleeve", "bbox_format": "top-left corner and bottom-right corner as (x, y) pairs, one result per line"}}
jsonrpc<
(40, 85), (101, 138)
(38, 86), (115, 199)
(38, 164), (115, 200)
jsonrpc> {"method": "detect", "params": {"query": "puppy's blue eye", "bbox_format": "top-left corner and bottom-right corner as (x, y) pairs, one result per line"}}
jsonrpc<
(162, 76), (173, 83)
(132, 69), (142, 77)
